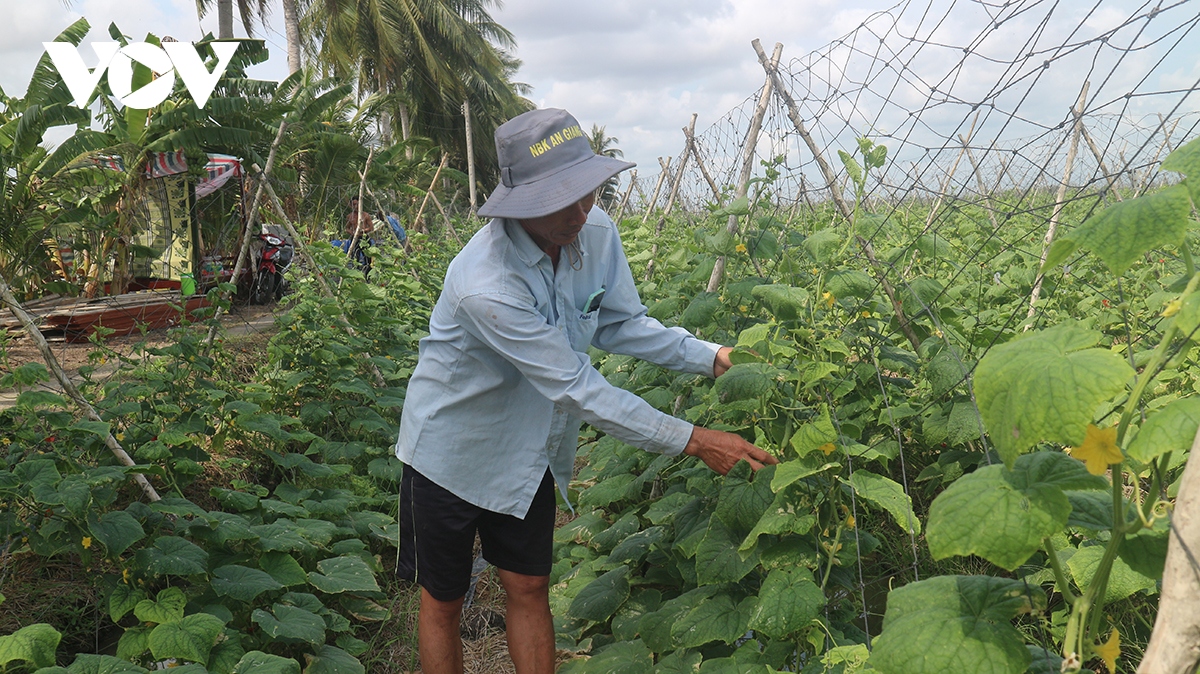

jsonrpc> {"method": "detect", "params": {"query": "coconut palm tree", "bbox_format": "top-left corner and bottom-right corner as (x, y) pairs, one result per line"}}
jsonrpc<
(195, 0), (272, 39)
(588, 124), (625, 210)
(300, 0), (530, 178)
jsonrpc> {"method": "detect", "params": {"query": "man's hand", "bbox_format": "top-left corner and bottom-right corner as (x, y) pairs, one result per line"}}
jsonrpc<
(683, 426), (779, 475)
(713, 346), (733, 377)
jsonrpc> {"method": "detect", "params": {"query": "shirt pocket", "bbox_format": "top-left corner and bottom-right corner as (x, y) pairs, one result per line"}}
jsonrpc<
(567, 310), (599, 352)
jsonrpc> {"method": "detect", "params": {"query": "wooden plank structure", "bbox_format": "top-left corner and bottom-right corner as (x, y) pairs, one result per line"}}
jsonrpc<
(1, 289), (209, 343)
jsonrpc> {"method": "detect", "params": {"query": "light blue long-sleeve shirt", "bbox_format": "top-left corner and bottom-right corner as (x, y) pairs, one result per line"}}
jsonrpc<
(394, 207), (721, 518)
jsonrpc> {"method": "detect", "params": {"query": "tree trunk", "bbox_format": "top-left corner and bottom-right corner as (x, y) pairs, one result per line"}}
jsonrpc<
(217, 0), (234, 38)
(398, 103), (413, 160)
(282, 0), (301, 74)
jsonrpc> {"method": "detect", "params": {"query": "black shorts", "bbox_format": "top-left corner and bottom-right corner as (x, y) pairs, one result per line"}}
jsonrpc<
(396, 464), (556, 602)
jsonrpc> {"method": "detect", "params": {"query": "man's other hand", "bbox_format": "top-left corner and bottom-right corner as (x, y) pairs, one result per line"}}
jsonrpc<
(683, 426), (779, 475)
(713, 346), (733, 377)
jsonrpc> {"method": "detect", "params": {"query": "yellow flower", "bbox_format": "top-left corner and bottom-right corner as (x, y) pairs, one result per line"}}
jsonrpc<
(822, 292), (835, 308)
(1073, 424), (1123, 476)
(811, 268), (820, 275)
(861, 310), (871, 318)
(818, 442), (837, 456)
(739, 305), (748, 313)
(1162, 298), (1182, 317)
(81, 537), (92, 549)
(846, 514), (856, 529)
(735, 243), (748, 254)
(1093, 628), (1120, 673)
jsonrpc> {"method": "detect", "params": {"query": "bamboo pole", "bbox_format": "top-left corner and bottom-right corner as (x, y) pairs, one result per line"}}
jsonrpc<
(429, 191), (463, 246)
(684, 116), (722, 203)
(641, 158), (670, 226)
(1027, 81), (1089, 325)
(203, 118), (289, 351)
(923, 114), (975, 230)
(1080, 124), (1122, 202)
(960, 138), (1001, 231)
(901, 117), (976, 278)
(0, 276), (162, 502)
(1138, 425), (1200, 674)
(349, 146), (377, 256)
(753, 40), (851, 221)
(646, 124), (696, 280)
(705, 41), (783, 293)
(752, 38), (920, 350)
(413, 155), (450, 234)
(463, 100), (478, 215)
(612, 169), (637, 225)
(1134, 118), (1181, 197)
(662, 131), (692, 217)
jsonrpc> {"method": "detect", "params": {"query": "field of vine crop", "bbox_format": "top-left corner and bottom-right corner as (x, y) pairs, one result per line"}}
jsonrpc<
(1, 132), (1197, 674)
(2, 0), (1198, 671)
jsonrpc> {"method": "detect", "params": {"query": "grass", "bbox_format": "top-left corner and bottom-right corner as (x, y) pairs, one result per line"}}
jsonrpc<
(0, 554), (109, 659)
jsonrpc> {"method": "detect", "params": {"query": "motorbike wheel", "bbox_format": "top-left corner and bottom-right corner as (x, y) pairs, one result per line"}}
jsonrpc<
(251, 270), (276, 305)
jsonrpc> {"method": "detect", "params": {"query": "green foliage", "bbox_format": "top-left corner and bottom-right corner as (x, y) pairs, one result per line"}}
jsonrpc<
(927, 452), (1103, 570)
(3, 118), (1194, 674)
(0, 624), (62, 670)
(871, 576), (1045, 674)
(973, 322), (1133, 466)
(1045, 184), (1194, 275)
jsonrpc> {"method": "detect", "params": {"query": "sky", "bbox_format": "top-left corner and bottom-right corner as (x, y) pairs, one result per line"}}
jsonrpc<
(1, 0), (1196, 178)
(0, 0), (900, 170)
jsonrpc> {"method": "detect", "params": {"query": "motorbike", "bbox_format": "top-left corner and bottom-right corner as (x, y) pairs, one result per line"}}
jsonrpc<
(250, 232), (294, 304)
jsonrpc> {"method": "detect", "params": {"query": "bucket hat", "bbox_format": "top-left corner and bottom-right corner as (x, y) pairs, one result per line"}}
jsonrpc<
(478, 108), (635, 219)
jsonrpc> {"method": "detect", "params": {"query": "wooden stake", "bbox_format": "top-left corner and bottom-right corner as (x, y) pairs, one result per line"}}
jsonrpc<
(612, 169), (637, 225)
(1080, 124), (1122, 202)
(1134, 117), (1180, 197)
(204, 118), (289, 351)
(901, 115), (976, 278)
(752, 38), (920, 350)
(349, 146), (377, 256)
(1138, 424), (1200, 674)
(684, 115), (722, 203)
(641, 158), (671, 225)
(1028, 81), (1089, 324)
(960, 139), (1001, 231)
(662, 130), (692, 216)
(706, 41), (783, 293)
(413, 155), (450, 233)
(646, 124), (696, 280)
(429, 191), (463, 246)
(0, 275), (161, 502)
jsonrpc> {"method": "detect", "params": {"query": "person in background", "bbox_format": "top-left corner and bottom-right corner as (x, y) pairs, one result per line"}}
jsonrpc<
(343, 195), (374, 273)
(386, 212), (407, 247)
(346, 195), (374, 239)
(393, 107), (776, 674)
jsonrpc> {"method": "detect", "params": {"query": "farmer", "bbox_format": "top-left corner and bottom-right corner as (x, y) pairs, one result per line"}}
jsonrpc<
(346, 195), (374, 238)
(343, 195), (374, 272)
(393, 108), (776, 674)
